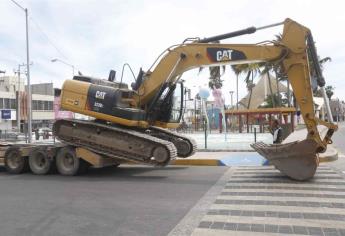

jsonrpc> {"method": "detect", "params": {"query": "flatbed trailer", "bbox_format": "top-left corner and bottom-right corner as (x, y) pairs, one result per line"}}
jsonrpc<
(0, 141), (123, 175)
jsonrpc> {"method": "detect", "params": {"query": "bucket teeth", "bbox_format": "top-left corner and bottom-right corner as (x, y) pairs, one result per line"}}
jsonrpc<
(251, 139), (319, 181)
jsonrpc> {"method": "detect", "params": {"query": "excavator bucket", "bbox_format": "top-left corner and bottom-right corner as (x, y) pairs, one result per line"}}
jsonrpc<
(251, 139), (319, 181)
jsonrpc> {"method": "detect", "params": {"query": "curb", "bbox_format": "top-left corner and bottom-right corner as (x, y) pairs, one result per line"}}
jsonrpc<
(319, 153), (339, 163)
(170, 153), (339, 167)
(197, 149), (254, 152)
(319, 145), (339, 163)
(170, 159), (223, 166)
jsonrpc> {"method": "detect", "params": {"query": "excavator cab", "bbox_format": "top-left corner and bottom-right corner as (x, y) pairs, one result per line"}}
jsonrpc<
(148, 82), (184, 124)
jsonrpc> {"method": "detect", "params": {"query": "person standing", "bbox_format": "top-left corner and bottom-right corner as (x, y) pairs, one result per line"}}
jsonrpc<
(270, 119), (283, 144)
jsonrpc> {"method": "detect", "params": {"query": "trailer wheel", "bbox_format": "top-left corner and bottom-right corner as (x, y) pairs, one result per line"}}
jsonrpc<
(56, 146), (88, 176)
(4, 147), (28, 174)
(29, 148), (53, 175)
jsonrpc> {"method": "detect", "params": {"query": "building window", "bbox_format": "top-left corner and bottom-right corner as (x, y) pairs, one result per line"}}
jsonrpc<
(32, 100), (38, 110)
(4, 98), (10, 109)
(38, 101), (44, 110)
(31, 100), (54, 111)
(48, 101), (53, 110)
(0, 98), (3, 109)
(10, 99), (16, 109)
(44, 101), (49, 111)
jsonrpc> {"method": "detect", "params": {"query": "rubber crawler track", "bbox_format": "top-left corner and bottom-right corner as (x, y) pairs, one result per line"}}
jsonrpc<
(53, 119), (177, 166)
(148, 126), (197, 158)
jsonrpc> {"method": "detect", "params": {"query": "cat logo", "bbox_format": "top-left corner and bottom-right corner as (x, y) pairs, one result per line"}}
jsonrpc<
(206, 47), (246, 62)
(95, 91), (106, 99)
(216, 49), (233, 61)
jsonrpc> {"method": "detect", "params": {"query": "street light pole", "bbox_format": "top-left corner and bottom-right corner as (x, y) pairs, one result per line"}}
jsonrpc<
(51, 58), (75, 77)
(11, 0), (33, 142)
(25, 8), (33, 143)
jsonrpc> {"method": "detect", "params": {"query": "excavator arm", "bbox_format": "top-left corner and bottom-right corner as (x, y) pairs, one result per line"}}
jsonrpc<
(134, 18), (338, 180)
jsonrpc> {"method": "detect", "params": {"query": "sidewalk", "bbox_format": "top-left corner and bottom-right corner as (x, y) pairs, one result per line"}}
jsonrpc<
(169, 164), (345, 236)
(172, 125), (338, 166)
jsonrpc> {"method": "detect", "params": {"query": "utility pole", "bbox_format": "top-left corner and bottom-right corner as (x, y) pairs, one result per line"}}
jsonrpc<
(14, 63), (25, 132)
(14, 63), (31, 132)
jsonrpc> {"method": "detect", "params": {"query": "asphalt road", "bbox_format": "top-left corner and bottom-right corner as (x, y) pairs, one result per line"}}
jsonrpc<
(328, 121), (345, 173)
(0, 165), (227, 236)
(332, 121), (345, 154)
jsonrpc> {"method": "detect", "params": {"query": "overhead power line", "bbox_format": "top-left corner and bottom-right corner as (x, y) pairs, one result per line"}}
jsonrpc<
(29, 17), (68, 59)
(10, 0), (24, 10)
(9, 0), (69, 60)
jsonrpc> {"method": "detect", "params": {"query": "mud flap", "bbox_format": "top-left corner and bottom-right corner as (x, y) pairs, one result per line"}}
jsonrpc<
(251, 139), (319, 181)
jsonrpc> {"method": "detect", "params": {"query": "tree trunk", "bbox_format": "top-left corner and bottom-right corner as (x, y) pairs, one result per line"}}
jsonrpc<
(246, 71), (252, 109)
(236, 74), (239, 110)
(287, 80), (290, 107)
(266, 71), (275, 107)
(274, 68), (281, 107)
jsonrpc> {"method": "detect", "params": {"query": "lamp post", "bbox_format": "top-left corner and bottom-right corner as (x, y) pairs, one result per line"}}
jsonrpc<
(51, 58), (75, 76)
(10, 0), (32, 143)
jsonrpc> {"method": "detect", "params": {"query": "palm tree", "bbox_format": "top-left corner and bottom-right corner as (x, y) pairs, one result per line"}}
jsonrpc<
(230, 65), (241, 110)
(206, 66), (225, 89)
(231, 63), (262, 109)
(261, 66), (276, 108)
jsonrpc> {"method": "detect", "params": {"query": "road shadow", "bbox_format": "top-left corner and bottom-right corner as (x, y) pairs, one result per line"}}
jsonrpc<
(0, 165), (194, 183)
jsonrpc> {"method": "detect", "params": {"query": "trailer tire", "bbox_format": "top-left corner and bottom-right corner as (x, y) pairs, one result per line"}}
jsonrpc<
(4, 147), (29, 174)
(56, 146), (87, 176)
(29, 148), (53, 175)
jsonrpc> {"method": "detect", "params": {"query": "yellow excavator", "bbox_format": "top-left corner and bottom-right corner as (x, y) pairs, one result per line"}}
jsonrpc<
(54, 18), (338, 180)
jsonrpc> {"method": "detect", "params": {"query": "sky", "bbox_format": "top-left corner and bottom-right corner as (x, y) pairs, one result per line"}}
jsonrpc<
(1, 0), (345, 104)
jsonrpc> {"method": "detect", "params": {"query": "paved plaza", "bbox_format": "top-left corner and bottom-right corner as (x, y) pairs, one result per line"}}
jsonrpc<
(171, 164), (345, 236)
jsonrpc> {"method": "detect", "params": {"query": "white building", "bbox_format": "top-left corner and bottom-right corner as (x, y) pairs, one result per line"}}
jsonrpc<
(0, 75), (55, 132)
